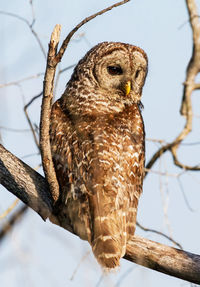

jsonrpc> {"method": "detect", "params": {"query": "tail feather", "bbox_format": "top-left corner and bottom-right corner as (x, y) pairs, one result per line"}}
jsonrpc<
(89, 192), (127, 269)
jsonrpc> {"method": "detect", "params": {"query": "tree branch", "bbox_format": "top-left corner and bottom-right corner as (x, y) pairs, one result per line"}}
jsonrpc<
(0, 205), (28, 243)
(54, 0), (130, 64)
(0, 143), (200, 284)
(125, 236), (200, 285)
(0, 144), (52, 220)
(39, 24), (61, 203)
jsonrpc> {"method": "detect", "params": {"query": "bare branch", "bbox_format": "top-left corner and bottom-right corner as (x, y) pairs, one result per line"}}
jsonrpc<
(0, 144), (52, 220)
(0, 10), (46, 58)
(145, 143), (175, 177)
(0, 126), (31, 133)
(39, 24), (61, 203)
(0, 73), (44, 88)
(24, 92), (42, 150)
(54, 0), (131, 64)
(0, 199), (19, 219)
(125, 235), (200, 285)
(0, 205), (28, 242)
(136, 222), (183, 249)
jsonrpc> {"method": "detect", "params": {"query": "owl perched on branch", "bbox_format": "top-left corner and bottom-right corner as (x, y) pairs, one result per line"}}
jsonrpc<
(50, 42), (148, 269)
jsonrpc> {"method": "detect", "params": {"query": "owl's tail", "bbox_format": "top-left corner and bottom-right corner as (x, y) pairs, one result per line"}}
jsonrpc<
(89, 193), (127, 269)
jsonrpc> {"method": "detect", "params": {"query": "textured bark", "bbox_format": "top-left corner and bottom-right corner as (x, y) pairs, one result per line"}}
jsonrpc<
(39, 25), (61, 203)
(125, 236), (200, 284)
(0, 143), (200, 284)
(0, 144), (52, 220)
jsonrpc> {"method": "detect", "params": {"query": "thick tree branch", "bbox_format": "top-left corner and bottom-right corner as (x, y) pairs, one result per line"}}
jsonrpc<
(0, 143), (200, 284)
(0, 144), (52, 220)
(125, 236), (200, 284)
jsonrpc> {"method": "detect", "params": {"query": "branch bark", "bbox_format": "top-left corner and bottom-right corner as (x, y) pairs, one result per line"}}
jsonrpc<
(0, 144), (52, 220)
(0, 143), (200, 284)
(125, 236), (200, 284)
(39, 24), (61, 203)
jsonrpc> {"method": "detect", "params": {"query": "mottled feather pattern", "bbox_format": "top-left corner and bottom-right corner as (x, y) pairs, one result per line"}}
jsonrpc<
(50, 42), (147, 269)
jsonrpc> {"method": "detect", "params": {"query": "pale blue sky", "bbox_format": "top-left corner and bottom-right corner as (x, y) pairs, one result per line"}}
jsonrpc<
(0, 1), (200, 286)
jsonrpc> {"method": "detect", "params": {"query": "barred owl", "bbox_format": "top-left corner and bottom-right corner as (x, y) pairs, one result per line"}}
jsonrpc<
(50, 42), (148, 269)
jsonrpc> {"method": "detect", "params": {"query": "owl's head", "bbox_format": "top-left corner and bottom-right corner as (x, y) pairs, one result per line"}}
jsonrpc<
(64, 42), (148, 115)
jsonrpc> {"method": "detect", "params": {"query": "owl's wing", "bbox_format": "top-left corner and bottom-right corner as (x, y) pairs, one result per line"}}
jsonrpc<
(125, 106), (145, 241)
(50, 99), (92, 239)
(50, 100), (71, 193)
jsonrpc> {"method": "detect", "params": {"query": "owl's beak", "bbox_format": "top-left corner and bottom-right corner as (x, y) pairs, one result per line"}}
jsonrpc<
(124, 80), (131, 96)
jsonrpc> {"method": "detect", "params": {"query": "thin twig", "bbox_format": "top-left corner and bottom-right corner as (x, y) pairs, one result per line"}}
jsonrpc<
(0, 205), (28, 242)
(24, 91), (43, 110)
(54, 0), (130, 64)
(0, 9), (46, 58)
(137, 222), (183, 249)
(0, 73), (44, 88)
(0, 199), (19, 220)
(0, 126), (31, 133)
(24, 102), (41, 150)
(177, 177), (195, 212)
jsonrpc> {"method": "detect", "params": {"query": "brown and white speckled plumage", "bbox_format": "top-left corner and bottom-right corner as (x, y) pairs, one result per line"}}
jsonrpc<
(50, 42), (148, 269)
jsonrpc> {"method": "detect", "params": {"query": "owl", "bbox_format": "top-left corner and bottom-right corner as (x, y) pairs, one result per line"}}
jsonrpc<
(50, 42), (148, 269)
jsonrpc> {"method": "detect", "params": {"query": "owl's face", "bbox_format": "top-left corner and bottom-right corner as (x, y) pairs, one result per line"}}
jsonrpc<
(93, 45), (148, 101)
(64, 42), (148, 115)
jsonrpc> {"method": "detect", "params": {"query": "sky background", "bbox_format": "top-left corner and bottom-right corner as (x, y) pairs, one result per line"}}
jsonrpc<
(0, 0), (200, 286)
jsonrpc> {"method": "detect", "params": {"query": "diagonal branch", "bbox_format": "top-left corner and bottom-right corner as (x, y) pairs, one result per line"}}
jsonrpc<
(54, 0), (130, 64)
(0, 144), (52, 220)
(125, 236), (200, 284)
(0, 205), (28, 243)
(0, 143), (200, 284)
(0, 10), (46, 58)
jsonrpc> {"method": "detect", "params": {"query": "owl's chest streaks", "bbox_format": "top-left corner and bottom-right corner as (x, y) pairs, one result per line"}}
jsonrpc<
(50, 101), (144, 200)
(69, 104), (144, 199)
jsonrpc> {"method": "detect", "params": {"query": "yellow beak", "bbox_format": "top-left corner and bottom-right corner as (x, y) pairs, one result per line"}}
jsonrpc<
(125, 80), (131, 96)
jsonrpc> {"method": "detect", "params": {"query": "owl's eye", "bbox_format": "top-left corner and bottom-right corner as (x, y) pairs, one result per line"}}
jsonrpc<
(135, 69), (140, 79)
(135, 69), (143, 80)
(107, 65), (123, 76)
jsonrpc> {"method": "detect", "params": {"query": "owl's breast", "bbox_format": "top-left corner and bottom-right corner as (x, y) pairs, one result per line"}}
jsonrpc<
(80, 108), (144, 194)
